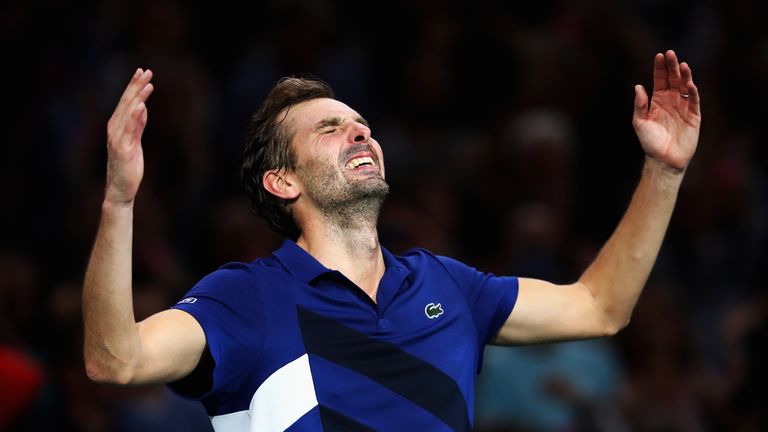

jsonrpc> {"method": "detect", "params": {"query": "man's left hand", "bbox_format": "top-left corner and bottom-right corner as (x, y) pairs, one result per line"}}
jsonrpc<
(633, 50), (701, 173)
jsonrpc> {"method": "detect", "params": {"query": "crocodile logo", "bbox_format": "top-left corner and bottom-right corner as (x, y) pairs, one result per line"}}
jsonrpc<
(425, 303), (444, 319)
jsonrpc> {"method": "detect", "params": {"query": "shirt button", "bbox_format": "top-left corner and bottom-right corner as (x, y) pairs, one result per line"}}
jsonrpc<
(378, 319), (391, 330)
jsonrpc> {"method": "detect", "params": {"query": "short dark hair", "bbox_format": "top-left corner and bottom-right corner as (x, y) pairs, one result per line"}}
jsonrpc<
(240, 76), (334, 240)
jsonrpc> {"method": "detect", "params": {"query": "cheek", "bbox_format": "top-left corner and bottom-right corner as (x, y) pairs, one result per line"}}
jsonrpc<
(373, 142), (386, 175)
(300, 141), (331, 166)
(315, 135), (345, 163)
(369, 139), (383, 158)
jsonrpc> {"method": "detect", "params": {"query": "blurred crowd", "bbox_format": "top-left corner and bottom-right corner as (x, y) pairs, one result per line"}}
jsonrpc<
(1, 0), (766, 430)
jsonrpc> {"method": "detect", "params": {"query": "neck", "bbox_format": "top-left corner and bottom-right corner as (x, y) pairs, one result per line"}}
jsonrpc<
(296, 207), (385, 301)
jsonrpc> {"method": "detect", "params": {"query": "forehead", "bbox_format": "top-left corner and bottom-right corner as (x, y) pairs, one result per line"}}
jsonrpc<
(285, 98), (359, 131)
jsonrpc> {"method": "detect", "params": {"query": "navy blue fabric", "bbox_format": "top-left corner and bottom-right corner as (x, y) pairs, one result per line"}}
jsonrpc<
(169, 240), (518, 430)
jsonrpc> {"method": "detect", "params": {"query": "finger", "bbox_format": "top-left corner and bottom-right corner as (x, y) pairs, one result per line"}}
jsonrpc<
(665, 50), (682, 91)
(123, 100), (147, 142)
(679, 62), (701, 115)
(127, 70), (153, 106)
(680, 62), (693, 85)
(109, 69), (141, 135)
(122, 84), (152, 139)
(633, 84), (649, 120)
(116, 68), (143, 108)
(132, 102), (149, 143)
(137, 82), (155, 104)
(113, 76), (154, 141)
(115, 69), (154, 119)
(652, 52), (667, 92)
(685, 81), (701, 116)
(680, 62), (693, 92)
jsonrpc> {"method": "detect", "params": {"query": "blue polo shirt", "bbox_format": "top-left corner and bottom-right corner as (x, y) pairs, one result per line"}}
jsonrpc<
(170, 240), (518, 431)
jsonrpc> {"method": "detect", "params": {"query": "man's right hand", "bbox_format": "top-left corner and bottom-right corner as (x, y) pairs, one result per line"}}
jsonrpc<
(105, 68), (154, 206)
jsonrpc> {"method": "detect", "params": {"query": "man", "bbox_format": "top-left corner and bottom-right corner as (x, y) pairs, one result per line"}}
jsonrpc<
(83, 50), (701, 431)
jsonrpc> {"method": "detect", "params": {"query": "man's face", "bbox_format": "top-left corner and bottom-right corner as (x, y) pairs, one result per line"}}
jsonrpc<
(284, 98), (389, 215)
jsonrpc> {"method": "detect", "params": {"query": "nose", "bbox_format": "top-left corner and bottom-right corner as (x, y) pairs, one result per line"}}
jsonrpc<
(348, 121), (371, 144)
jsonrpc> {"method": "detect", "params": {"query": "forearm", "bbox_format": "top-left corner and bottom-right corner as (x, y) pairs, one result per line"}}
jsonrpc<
(579, 157), (683, 329)
(83, 200), (141, 384)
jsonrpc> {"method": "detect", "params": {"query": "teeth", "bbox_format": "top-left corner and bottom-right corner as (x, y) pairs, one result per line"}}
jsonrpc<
(345, 156), (374, 169)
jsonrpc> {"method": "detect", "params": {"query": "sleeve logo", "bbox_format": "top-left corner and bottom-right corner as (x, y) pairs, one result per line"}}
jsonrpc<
(177, 297), (197, 304)
(424, 303), (444, 319)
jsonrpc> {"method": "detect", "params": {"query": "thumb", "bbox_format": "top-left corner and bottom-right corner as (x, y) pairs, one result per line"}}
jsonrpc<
(633, 84), (648, 119)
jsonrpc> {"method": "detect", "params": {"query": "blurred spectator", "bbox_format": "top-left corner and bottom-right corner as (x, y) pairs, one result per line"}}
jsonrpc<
(476, 340), (623, 431)
(0, 346), (44, 429)
(615, 284), (707, 432)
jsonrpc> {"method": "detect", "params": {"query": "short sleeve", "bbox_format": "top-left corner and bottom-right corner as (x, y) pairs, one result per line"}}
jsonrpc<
(435, 255), (518, 346)
(168, 262), (265, 404)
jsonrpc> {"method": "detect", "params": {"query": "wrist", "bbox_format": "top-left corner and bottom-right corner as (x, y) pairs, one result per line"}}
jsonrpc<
(103, 184), (137, 211)
(642, 157), (685, 190)
(643, 156), (687, 176)
(102, 197), (135, 213)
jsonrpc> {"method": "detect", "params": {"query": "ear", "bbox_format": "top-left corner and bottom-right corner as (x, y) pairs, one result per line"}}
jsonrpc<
(263, 169), (300, 200)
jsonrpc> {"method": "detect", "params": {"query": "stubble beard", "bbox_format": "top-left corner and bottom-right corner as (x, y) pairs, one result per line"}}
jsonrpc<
(297, 158), (389, 230)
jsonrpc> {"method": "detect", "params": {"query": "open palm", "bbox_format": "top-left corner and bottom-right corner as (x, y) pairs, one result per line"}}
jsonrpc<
(633, 50), (701, 173)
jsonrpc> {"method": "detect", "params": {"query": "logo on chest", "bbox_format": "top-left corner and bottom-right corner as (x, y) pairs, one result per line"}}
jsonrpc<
(424, 302), (444, 319)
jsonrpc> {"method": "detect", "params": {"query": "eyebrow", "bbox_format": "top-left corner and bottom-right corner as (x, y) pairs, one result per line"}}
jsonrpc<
(313, 115), (369, 131)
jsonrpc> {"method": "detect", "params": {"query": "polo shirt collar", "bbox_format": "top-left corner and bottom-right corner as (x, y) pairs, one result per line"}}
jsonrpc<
(271, 239), (410, 285)
(273, 239), (331, 283)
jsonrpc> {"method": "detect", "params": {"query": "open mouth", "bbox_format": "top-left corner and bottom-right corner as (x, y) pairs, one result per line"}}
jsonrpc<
(345, 156), (375, 170)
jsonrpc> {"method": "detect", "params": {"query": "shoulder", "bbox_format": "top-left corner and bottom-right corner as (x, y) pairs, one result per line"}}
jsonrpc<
(185, 256), (291, 300)
(397, 247), (476, 275)
(392, 247), (485, 289)
(394, 247), (507, 294)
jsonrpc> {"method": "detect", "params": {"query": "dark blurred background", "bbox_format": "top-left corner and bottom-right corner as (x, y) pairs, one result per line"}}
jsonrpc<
(1, 0), (766, 430)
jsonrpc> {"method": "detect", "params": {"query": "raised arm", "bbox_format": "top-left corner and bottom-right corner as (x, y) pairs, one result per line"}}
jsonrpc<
(83, 69), (206, 384)
(496, 50), (701, 344)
